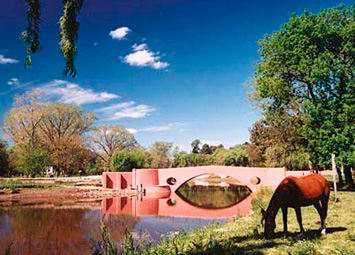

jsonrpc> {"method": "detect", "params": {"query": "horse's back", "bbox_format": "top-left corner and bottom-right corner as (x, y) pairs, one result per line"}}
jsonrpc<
(279, 174), (330, 204)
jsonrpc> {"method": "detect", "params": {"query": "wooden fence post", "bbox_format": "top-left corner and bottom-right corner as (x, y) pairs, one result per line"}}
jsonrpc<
(331, 154), (338, 202)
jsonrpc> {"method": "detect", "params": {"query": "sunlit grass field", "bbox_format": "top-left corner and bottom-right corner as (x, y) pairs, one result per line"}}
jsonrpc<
(139, 188), (355, 255)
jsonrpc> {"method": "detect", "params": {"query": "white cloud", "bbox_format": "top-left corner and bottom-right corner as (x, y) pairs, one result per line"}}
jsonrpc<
(140, 122), (186, 132)
(97, 100), (155, 120)
(39, 80), (119, 105)
(110, 104), (155, 120)
(123, 43), (169, 70)
(132, 43), (148, 51)
(7, 78), (20, 86)
(0, 54), (19, 64)
(125, 123), (187, 135)
(96, 101), (135, 113)
(126, 128), (138, 134)
(109, 27), (131, 40)
(152, 61), (169, 69)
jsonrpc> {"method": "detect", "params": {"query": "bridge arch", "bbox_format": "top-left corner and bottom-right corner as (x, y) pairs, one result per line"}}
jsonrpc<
(155, 165), (279, 193)
(171, 172), (250, 194)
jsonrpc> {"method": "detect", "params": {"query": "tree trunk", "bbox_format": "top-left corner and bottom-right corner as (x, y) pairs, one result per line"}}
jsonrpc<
(344, 165), (354, 186)
(337, 167), (343, 185)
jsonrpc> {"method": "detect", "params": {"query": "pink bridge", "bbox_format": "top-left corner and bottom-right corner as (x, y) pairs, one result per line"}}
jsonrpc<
(102, 166), (335, 218)
(103, 165), (331, 195)
(102, 192), (253, 219)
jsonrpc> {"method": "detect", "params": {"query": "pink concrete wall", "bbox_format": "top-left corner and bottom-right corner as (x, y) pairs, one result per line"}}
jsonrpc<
(102, 192), (252, 219)
(135, 169), (159, 186)
(136, 198), (159, 216)
(102, 172), (132, 190)
(103, 197), (134, 215)
(103, 167), (337, 192)
(286, 170), (336, 177)
(157, 166), (287, 192)
(157, 193), (252, 219)
(120, 172), (132, 189)
(103, 172), (120, 189)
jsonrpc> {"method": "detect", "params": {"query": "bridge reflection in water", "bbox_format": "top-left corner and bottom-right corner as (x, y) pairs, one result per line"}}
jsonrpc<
(102, 187), (252, 219)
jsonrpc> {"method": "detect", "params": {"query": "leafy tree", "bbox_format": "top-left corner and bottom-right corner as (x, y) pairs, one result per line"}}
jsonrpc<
(172, 152), (207, 167)
(264, 145), (311, 170)
(209, 148), (228, 165)
(21, 0), (42, 68)
(76, 148), (101, 175)
(191, 139), (201, 154)
(16, 144), (50, 177)
(39, 103), (96, 175)
(2, 90), (45, 147)
(148, 141), (173, 168)
(89, 125), (137, 171)
(21, 0), (84, 77)
(111, 148), (147, 172)
(223, 145), (249, 166)
(172, 152), (190, 167)
(244, 142), (264, 167)
(84, 159), (103, 176)
(253, 5), (355, 184)
(200, 143), (212, 155)
(2, 94), (96, 176)
(248, 113), (310, 169)
(0, 140), (11, 176)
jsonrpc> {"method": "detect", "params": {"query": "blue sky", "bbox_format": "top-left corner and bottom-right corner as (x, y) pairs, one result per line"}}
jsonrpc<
(0, 0), (352, 151)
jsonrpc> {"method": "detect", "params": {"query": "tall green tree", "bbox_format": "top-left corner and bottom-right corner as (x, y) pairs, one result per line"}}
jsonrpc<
(0, 140), (11, 176)
(111, 148), (147, 172)
(2, 92), (97, 176)
(191, 139), (201, 154)
(89, 125), (137, 171)
(148, 141), (173, 168)
(15, 144), (50, 177)
(253, 5), (355, 184)
(2, 90), (45, 147)
(172, 152), (207, 167)
(223, 145), (249, 167)
(39, 102), (96, 175)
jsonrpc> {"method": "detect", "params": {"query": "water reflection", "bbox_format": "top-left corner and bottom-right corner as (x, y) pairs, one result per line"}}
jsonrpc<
(176, 185), (251, 209)
(0, 184), (252, 255)
(103, 189), (252, 219)
(0, 208), (137, 255)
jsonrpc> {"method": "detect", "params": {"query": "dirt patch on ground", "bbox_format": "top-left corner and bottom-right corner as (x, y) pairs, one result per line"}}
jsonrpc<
(0, 186), (138, 207)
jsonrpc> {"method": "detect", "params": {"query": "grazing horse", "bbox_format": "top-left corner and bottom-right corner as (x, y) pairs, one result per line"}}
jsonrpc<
(261, 174), (330, 235)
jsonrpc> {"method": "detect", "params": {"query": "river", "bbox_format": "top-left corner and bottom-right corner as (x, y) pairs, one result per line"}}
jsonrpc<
(0, 184), (251, 255)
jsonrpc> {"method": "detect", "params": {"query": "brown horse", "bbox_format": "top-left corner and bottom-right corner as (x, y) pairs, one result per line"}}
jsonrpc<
(261, 174), (330, 235)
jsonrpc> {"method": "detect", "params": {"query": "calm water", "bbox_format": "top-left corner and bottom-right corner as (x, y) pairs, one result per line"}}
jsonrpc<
(0, 185), (251, 255)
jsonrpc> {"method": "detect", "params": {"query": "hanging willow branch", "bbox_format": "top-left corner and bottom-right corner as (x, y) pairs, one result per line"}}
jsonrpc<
(59, 0), (84, 77)
(21, 0), (42, 68)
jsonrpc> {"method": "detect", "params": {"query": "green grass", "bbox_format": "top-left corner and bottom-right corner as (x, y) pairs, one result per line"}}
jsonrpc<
(98, 188), (355, 255)
(0, 180), (58, 189)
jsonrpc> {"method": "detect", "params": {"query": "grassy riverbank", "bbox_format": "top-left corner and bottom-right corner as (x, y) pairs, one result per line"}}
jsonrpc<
(99, 188), (355, 255)
(0, 180), (59, 189)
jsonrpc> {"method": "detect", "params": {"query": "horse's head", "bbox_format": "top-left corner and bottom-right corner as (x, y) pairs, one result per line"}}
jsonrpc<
(261, 209), (276, 235)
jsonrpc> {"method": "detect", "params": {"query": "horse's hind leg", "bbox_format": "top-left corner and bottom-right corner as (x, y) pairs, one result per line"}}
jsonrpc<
(313, 201), (325, 234)
(295, 207), (305, 233)
(320, 193), (330, 234)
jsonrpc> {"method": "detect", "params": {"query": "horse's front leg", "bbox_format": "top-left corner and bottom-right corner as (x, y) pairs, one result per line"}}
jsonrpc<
(295, 207), (305, 233)
(282, 207), (288, 233)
